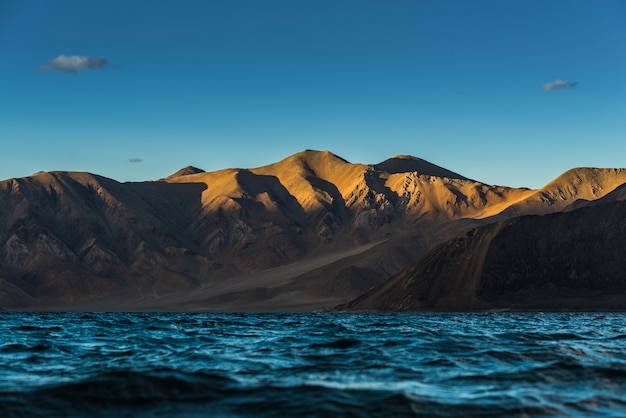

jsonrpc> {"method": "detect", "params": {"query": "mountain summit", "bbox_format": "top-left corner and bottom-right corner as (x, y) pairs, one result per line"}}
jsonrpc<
(375, 155), (470, 180)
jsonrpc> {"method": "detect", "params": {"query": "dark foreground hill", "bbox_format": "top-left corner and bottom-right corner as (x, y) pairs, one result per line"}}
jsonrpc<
(339, 184), (626, 311)
(1, 150), (625, 311)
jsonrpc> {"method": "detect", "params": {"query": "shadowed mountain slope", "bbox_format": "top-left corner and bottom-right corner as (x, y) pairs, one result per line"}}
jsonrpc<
(1, 150), (625, 311)
(0, 171), (221, 308)
(339, 185), (626, 312)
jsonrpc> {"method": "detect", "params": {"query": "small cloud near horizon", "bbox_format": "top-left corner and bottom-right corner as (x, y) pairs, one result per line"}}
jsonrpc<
(39, 55), (109, 74)
(128, 158), (143, 163)
(541, 79), (578, 92)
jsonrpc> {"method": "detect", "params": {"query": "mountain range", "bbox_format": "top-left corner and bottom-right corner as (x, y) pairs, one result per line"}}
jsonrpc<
(1, 150), (625, 311)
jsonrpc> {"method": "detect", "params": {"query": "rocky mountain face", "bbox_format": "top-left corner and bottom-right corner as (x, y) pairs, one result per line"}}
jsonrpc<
(339, 184), (626, 311)
(1, 150), (626, 311)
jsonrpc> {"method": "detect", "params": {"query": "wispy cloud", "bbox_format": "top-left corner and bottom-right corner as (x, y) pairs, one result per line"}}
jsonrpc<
(39, 55), (108, 73)
(541, 79), (578, 92)
(128, 158), (143, 163)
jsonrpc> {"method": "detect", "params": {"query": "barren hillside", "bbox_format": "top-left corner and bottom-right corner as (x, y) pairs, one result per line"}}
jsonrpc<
(1, 150), (625, 311)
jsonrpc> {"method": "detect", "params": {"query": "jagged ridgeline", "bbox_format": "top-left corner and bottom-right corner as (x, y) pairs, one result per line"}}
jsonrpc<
(1, 150), (626, 311)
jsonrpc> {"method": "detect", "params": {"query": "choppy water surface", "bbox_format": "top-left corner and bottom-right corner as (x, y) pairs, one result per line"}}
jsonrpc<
(1, 312), (626, 417)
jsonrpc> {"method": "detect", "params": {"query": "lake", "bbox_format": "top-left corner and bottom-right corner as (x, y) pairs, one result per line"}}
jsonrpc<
(1, 312), (625, 417)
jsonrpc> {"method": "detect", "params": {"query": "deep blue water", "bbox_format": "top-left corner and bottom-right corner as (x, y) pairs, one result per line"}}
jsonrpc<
(1, 312), (626, 417)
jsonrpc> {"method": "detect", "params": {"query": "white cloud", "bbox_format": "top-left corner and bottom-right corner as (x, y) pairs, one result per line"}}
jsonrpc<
(541, 79), (578, 92)
(39, 55), (108, 73)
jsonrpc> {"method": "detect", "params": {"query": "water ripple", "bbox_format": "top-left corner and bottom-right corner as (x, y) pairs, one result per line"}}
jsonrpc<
(1, 312), (626, 416)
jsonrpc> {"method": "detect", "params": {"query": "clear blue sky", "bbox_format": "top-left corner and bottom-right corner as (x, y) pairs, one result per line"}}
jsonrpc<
(1, 0), (625, 188)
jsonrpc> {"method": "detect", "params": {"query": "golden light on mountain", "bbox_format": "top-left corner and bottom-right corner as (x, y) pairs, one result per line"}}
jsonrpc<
(1, 150), (625, 311)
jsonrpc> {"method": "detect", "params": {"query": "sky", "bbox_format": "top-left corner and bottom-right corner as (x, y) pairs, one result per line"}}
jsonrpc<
(1, 0), (625, 188)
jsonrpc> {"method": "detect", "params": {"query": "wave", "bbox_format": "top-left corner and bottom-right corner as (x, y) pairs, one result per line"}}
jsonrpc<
(2, 312), (626, 417)
(0, 371), (563, 418)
